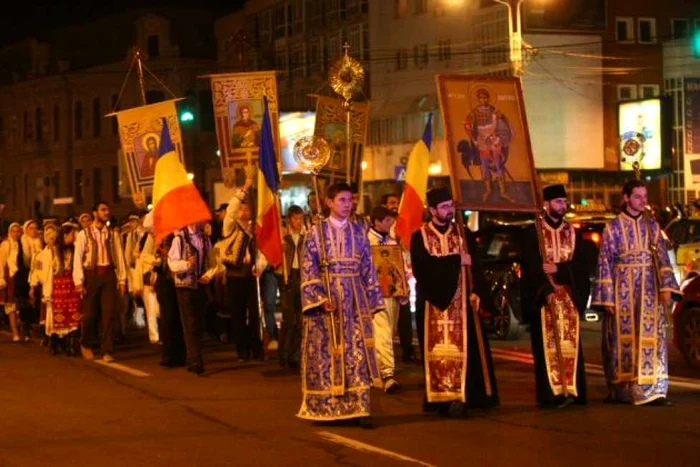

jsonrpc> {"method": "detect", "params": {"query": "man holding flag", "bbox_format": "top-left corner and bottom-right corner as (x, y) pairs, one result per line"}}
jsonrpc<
(151, 117), (215, 374)
(221, 96), (283, 361)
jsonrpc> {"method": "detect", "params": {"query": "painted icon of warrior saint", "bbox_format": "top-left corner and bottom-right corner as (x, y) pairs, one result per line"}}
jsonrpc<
(459, 87), (515, 203)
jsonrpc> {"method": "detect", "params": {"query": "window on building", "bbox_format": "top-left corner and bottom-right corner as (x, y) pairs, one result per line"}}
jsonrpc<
(308, 38), (322, 71)
(326, 0), (342, 22)
(638, 18), (657, 44)
(111, 165), (120, 203)
(276, 49), (289, 81)
(198, 90), (214, 131)
(258, 9), (272, 44)
(92, 97), (101, 138)
(305, 0), (322, 30)
(53, 104), (60, 142)
(74, 169), (83, 205)
(395, 0), (409, 18)
(35, 107), (43, 142)
(147, 35), (160, 57)
(53, 170), (60, 198)
(345, 0), (368, 17)
(414, 44), (429, 68)
(396, 49), (408, 70)
(672, 18), (689, 39)
(92, 167), (102, 203)
(326, 31), (343, 63)
(346, 25), (364, 59)
(615, 17), (634, 43)
(292, 45), (306, 80)
(111, 94), (119, 135)
(415, 0), (428, 15)
(23, 110), (31, 143)
(146, 90), (165, 104)
(639, 84), (660, 99)
(292, 0), (304, 35)
(274, 5), (287, 39)
(617, 84), (637, 101)
(74, 101), (83, 140)
(438, 39), (452, 61)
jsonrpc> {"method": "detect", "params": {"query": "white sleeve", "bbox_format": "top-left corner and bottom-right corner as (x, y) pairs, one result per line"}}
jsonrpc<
(167, 236), (189, 273)
(222, 190), (245, 238)
(73, 231), (87, 286)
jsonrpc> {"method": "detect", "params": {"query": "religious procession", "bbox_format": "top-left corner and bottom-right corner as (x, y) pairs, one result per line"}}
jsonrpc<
(0, 48), (684, 433)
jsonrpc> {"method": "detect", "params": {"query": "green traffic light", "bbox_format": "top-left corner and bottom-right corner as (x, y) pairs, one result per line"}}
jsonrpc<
(180, 110), (194, 122)
(693, 30), (700, 58)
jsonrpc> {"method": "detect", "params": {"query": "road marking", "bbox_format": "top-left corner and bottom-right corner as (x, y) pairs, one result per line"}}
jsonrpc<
(94, 360), (151, 377)
(491, 349), (700, 390)
(317, 431), (435, 467)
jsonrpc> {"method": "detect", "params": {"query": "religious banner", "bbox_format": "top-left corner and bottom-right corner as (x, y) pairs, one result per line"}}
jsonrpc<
(371, 245), (408, 298)
(112, 99), (184, 204)
(313, 96), (370, 185)
(436, 75), (539, 212)
(205, 71), (280, 188)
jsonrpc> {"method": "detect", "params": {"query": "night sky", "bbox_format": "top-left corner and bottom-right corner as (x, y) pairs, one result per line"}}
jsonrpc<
(0, 0), (245, 47)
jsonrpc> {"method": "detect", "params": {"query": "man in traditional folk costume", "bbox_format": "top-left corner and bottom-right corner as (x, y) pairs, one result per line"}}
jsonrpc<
(520, 184), (589, 408)
(298, 182), (384, 428)
(73, 201), (127, 362)
(410, 187), (499, 416)
(592, 179), (681, 406)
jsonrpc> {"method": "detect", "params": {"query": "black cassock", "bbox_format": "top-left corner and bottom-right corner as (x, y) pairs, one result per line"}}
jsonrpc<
(520, 218), (590, 406)
(411, 223), (500, 410)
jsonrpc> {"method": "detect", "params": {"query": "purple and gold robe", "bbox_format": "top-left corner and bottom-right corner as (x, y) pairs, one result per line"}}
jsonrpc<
(592, 211), (681, 405)
(298, 219), (384, 421)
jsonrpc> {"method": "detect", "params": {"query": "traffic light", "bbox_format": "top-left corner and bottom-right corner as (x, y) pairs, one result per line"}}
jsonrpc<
(179, 109), (194, 123)
(693, 29), (700, 58)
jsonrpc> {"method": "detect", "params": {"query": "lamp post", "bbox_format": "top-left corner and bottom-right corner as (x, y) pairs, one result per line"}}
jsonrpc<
(494, 0), (524, 77)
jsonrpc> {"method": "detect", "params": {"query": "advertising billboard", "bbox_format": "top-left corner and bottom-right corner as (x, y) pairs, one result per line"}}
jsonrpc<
(684, 78), (700, 188)
(279, 111), (316, 174)
(618, 98), (666, 171)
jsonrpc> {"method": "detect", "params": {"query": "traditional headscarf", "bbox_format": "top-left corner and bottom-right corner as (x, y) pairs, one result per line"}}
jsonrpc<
(22, 219), (38, 231)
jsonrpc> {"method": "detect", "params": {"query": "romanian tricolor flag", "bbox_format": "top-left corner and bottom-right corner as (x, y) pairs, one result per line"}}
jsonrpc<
(255, 96), (283, 268)
(152, 117), (211, 244)
(395, 114), (432, 249)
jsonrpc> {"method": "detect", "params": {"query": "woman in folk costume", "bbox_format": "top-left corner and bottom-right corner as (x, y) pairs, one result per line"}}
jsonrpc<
(20, 219), (44, 340)
(0, 223), (24, 341)
(40, 222), (83, 355)
(298, 182), (384, 428)
(31, 223), (60, 345)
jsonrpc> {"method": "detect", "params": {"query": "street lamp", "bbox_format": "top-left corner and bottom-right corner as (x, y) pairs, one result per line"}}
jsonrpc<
(494, 0), (524, 77)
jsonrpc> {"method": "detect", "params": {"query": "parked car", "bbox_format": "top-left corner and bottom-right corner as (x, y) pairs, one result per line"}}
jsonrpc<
(666, 217), (700, 284)
(673, 258), (700, 370)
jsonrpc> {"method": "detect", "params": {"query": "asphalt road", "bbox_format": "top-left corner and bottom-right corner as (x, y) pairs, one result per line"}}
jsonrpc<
(1, 322), (699, 467)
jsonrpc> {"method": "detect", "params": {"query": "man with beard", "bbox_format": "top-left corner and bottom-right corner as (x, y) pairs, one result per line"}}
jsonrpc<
(520, 184), (589, 408)
(592, 180), (681, 406)
(410, 187), (499, 417)
(380, 192), (415, 363)
(73, 201), (127, 362)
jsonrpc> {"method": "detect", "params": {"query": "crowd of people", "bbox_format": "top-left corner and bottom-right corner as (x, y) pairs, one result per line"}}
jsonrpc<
(0, 176), (681, 428)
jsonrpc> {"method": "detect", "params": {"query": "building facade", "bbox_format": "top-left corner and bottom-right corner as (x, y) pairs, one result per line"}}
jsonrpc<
(0, 9), (222, 221)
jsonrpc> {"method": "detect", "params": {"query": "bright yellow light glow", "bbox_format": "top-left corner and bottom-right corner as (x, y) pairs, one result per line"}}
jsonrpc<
(428, 161), (442, 175)
(187, 172), (195, 181)
(361, 160), (368, 171)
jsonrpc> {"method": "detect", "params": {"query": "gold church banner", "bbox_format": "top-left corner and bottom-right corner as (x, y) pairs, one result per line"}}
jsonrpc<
(313, 96), (370, 186)
(111, 99), (184, 203)
(204, 71), (280, 188)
